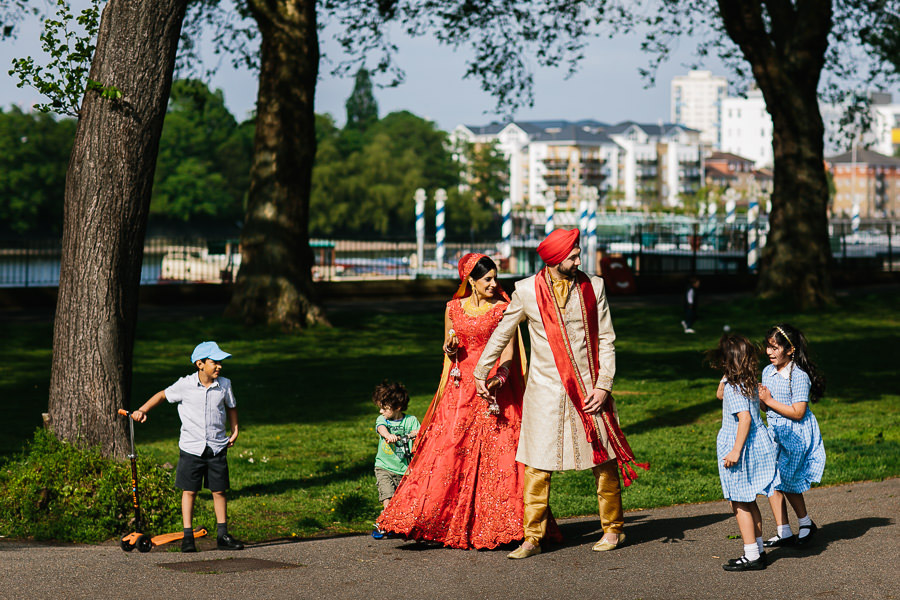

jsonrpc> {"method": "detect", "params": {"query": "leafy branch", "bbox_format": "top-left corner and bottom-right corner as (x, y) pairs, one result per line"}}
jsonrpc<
(8, 0), (106, 117)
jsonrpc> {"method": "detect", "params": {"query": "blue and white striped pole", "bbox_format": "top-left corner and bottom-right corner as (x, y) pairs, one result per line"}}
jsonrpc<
(435, 189), (446, 271)
(725, 197), (736, 226)
(747, 196), (759, 273)
(501, 197), (512, 258)
(707, 196), (718, 247)
(851, 199), (860, 237)
(579, 198), (589, 239)
(587, 196), (598, 275)
(544, 193), (555, 236)
(415, 188), (426, 274)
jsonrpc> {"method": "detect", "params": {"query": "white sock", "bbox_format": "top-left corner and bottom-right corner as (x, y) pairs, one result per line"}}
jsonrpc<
(756, 536), (764, 554)
(777, 524), (793, 538)
(744, 543), (760, 561)
(798, 515), (813, 538)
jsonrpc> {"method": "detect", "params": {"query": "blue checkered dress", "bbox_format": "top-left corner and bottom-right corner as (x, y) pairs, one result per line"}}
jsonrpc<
(762, 364), (826, 493)
(717, 382), (778, 502)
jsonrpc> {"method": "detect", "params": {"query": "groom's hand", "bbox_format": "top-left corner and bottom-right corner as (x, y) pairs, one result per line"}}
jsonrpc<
(474, 377), (491, 399)
(583, 388), (609, 414)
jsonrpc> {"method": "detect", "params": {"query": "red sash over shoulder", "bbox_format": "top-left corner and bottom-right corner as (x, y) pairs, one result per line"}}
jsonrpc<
(535, 268), (648, 486)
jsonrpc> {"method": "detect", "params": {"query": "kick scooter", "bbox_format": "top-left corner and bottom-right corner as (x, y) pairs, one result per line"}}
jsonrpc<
(117, 408), (207, 552)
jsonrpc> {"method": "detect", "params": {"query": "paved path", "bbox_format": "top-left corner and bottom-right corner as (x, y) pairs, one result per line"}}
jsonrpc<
(1, 478), (896, 600)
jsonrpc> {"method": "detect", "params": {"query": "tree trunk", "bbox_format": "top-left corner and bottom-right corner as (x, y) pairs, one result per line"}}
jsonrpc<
(227, 0), (327, 329)
(48, 0), (188, 457)
(717, 0), (835, 307)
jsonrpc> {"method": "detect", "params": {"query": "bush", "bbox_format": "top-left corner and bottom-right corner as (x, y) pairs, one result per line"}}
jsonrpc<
(0, 429), (180, 543)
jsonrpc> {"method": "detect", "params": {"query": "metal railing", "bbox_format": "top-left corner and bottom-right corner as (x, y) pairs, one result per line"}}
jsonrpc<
(0, 219), (894, 288)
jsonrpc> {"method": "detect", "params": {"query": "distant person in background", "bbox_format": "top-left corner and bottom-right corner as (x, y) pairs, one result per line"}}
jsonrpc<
(682, 276), (700, 334)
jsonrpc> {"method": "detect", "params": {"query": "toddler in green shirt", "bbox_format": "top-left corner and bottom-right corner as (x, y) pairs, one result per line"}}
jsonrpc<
(372, 380), (419, 539)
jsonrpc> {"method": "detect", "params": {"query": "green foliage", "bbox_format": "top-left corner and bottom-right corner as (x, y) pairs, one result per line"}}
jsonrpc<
(344, 68), (378, 131)
(0, 429), (180, 542)
(8, 0), (103, 117)
(150, 79), (253, 222)
(0, 107), (76, 235)
(311, 109), (494, 238)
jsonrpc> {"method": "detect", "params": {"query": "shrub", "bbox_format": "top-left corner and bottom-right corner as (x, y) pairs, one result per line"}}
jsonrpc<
(0, 429), (180, 542)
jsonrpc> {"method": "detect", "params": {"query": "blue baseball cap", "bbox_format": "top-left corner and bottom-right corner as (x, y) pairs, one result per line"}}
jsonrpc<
(191, 341), (232, 364)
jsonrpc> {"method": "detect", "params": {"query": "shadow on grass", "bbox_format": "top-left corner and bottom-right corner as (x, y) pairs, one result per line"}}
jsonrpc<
(623, 397), (722, 436)
(229, 459), (372, 499)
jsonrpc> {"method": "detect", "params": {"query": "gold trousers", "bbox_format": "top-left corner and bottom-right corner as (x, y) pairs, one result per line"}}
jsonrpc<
(522, 460), (623, 546)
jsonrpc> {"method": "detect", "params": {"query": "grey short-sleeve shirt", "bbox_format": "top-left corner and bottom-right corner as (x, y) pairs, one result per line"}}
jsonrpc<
(165, 373), (237, 456)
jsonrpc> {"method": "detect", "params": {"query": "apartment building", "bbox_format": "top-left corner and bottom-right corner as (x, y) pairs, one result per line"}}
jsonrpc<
(671, 70), (728, 148)
(720, 89), (900, 169)
(826, 147), (900, 218)
(453, 120), (702, 210)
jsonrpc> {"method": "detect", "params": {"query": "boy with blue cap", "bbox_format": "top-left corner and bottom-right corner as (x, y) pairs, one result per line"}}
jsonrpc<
(131, 341), (244, 552)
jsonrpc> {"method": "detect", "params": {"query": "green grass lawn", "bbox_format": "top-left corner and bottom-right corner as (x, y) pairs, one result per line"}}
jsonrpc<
(1, 289), (897, 542)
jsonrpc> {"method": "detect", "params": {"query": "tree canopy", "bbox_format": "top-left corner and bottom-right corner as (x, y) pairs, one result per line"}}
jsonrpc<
(0, 107), (75, 236)
(311, 109), (498, 240)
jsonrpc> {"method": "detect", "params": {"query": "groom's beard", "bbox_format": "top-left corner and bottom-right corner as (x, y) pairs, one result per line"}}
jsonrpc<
(557, 263), (579, 279)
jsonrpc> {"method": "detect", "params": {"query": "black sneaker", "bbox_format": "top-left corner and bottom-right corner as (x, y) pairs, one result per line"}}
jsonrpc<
(723, 553), (767, 572)
(217, 533), (244, 550)
(181, 536), (197, 553)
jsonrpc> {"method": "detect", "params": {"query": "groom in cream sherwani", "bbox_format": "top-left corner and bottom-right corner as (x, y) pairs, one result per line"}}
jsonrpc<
(475, 228), (643, 559)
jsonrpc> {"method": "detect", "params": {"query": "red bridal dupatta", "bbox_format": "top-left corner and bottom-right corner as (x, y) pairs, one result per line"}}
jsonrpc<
(535, 268), (648, 486)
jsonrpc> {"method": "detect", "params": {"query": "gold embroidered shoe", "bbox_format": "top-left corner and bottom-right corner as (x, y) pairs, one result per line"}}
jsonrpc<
(592, 532), (625, 552)
(507, 543), (541, 559)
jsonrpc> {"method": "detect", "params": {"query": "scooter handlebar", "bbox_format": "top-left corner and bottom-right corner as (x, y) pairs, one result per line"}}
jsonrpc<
(117, 409), (129, 417)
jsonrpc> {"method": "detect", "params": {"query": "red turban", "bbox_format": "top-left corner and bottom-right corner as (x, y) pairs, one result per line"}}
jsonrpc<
(537, 228), (580, 265)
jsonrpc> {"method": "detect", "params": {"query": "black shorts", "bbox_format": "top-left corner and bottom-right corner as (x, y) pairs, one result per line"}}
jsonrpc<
(175, 446), (230, 492)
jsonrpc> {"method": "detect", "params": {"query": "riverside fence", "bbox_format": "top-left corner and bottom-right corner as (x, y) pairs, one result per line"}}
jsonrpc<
(0, 219), (895, 288)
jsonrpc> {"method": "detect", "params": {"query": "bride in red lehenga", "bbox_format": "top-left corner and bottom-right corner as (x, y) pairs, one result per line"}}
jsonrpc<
(376, 254), (533, 549)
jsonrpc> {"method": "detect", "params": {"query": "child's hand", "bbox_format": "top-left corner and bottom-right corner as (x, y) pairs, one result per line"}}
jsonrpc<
(758, 385), (772, 406)
(408, 430), (419, 438)
(131, 410), (147, 423)
(384, 433), (399, 443)
(723, 450), (740, 468)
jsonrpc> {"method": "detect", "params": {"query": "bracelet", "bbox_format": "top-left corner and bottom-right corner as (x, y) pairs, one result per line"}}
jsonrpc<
(495, 366), (510, 386)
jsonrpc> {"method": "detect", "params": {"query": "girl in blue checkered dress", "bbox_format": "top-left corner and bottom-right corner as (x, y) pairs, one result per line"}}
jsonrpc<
(708, 334), (779, 571)
(759, 324), (826, 550)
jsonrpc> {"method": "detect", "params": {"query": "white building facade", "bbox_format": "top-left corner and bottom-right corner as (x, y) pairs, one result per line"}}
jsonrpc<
(719, 90), (900, 169)
(456, 120), (702, 210)
(671, 70), (728, 148)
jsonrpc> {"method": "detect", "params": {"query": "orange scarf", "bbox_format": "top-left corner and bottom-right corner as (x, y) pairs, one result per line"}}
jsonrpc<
(535, 268), (648, 486)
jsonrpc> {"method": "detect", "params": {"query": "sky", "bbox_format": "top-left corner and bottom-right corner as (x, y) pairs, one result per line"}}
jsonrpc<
(0, 4), (740, 133)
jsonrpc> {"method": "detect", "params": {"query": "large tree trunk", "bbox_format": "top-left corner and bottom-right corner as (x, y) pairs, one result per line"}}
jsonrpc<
(48, 0), (188, 457)
(718, 0), (835, 307)
(227, 0), (326, 329)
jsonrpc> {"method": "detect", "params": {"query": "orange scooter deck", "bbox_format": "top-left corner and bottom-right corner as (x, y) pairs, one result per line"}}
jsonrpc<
(152, 527), (208, 546)
(122, 527), (207, 547)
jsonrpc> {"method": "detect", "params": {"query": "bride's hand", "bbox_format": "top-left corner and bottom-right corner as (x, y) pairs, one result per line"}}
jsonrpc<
(443, 329), (459, 354)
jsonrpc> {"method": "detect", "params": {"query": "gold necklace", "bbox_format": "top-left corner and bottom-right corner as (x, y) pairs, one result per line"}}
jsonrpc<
(463, 296), (494, 316)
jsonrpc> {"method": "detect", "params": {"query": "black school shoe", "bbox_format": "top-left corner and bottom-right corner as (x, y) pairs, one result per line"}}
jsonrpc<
(723, 553), (767, 572)
(763, 534), (796, 548)
(217, 533), (245, 550)
(796, 522), (818, 546)
(181, 536), (197, 553)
